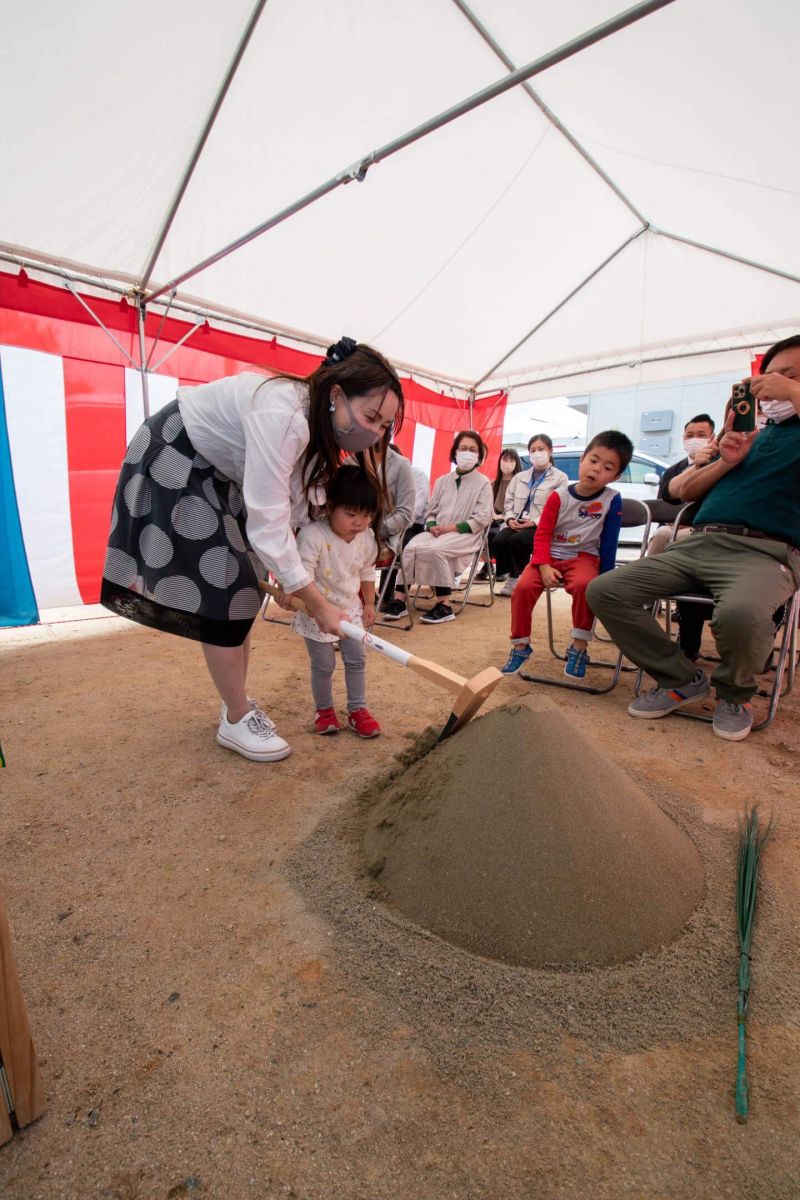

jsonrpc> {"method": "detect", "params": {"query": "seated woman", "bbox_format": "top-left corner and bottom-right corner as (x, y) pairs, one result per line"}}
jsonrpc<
(475, 447), (522, 581)
(385, 430), (493, 624)
(493, 434), (568, 596)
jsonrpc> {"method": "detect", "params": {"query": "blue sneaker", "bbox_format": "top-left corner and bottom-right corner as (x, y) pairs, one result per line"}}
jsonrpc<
(501, 644), (533, 675)
(564, 646), (590, 678)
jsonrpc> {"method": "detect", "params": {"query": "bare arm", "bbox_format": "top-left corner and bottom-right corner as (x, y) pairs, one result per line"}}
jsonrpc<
(677, 412), (757, 502)
(667, 441), (719, 500)
(676, 456), (732, 502)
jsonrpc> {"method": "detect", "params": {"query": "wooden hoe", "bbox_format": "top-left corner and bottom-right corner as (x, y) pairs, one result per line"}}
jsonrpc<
(260, 583), (502, 739)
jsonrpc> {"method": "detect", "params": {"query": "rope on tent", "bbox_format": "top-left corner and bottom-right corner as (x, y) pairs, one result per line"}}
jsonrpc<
(369, 124), (552, 343)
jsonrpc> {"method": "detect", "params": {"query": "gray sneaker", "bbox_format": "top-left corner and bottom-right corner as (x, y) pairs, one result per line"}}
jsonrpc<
(712, 699), (754, 741)
(627, 670), (710, 719)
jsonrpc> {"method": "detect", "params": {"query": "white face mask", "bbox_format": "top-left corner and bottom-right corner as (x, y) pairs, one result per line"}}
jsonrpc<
(759, 398), (797, 424)
(499, 460), (516, 475)
(683, 436), (710, 459)
(531, 450), (550, 470)
(456, 450), (479, 471)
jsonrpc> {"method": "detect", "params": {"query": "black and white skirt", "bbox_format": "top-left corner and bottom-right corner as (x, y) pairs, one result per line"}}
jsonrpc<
(100, 400), (264, 647)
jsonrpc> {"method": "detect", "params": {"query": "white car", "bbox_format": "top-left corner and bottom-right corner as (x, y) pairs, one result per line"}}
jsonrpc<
(546, 447), (668, 557)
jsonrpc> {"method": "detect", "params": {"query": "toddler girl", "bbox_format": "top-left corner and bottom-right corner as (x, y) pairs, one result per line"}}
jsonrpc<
(293, 465), (382, 736)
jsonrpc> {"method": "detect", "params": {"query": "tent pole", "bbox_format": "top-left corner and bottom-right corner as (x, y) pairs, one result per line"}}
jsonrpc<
(138, 0), (269, 291)
(473, 227), (647, 387)
(145, 0), (675, 304)
(449, 0), (649, 227)
(477, 340), (778, 396)
(62, 281), (138, 368)
(137, 300), (150, 418)
(653, 228), (800, 285)
(148, 317), (206, 374)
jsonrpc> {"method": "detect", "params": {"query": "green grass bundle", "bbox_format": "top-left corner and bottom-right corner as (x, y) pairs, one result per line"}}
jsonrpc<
(735, 805), (775, 1124)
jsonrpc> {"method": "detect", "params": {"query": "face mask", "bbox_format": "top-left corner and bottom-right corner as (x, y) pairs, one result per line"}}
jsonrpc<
(456, 450), (479, 471)
(683, 436), (710, 459)
(758, 398), (797, 424)
(331, 392), (381, 451)
(499, 460), (515, 475)
(531, 451), (550, 469)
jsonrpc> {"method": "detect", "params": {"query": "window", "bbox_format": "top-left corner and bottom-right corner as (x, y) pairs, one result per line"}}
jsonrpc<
(627, 457), (664, 483)
(553, 454), (581, 480)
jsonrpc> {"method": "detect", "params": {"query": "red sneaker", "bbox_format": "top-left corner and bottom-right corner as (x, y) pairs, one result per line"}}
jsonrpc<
(347, 707), (381, 738)
(314, 707), (340, 735)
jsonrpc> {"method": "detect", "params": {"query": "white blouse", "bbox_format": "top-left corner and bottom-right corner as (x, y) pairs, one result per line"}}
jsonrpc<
(292, 518), (377, 644)
(177, 374), (313, 593)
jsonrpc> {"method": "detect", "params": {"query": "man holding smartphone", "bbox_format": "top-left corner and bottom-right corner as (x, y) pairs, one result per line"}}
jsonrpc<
(587, 335), (800, 742)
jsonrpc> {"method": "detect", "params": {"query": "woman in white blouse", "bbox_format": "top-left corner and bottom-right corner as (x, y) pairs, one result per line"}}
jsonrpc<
(387, 431), (493, 624)
(101, 338), (402, 763)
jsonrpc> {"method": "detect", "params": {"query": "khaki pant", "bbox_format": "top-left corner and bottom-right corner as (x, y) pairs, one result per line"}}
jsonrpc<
(587, 532), (800, 702)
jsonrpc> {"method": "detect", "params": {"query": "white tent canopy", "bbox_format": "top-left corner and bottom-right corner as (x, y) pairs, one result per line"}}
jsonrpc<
(2, 0), (798, 400)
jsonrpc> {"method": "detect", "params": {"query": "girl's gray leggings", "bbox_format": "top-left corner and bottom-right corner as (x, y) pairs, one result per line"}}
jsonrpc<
(303, 637), (367, 711)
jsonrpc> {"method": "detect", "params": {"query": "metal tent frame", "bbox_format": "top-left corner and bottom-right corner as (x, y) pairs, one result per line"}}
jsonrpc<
(3, 0), (798, 406)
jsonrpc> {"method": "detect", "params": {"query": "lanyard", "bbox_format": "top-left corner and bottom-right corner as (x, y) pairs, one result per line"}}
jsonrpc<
(517, 469), (548, 519)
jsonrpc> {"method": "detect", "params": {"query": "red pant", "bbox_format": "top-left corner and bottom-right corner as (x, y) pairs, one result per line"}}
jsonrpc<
(510, 553), (599, 641)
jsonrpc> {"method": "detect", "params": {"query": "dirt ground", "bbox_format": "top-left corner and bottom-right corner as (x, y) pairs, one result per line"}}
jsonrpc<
(1, 590), (799, 1200)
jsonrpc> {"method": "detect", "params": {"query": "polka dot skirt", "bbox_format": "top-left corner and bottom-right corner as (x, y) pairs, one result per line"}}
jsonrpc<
(100, 400), (263, 647)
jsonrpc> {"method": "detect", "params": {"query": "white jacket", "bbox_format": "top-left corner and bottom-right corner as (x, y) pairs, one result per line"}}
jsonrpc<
(503, 463), (569, 522)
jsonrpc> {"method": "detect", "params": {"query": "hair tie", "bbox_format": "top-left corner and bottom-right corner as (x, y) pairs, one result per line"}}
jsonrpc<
(323, 336), (358, 367)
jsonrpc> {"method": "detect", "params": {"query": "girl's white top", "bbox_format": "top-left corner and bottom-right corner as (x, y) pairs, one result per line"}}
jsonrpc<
(177, 373), (313, 593)
(292, 518), (378, 644)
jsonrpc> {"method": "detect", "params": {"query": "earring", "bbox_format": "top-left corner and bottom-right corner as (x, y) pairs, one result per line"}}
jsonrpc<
(329, 397), (336, 412)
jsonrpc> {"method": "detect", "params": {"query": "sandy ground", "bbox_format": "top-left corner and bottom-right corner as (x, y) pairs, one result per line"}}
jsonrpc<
(1, 590), (799, 1200)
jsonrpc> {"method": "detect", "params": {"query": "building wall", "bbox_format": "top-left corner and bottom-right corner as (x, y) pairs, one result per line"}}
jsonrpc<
(570, 370), (738, 464)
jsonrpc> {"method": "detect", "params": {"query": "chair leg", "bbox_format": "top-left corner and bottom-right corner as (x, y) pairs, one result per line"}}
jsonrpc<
(519, 590), (625, 694)
(260, 579), (293, 626)
(375, 550), (414, 631)
(455, 536), (495, 611)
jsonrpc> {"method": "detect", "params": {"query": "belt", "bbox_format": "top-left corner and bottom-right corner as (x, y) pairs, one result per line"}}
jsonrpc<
(691, 523), (798, 551)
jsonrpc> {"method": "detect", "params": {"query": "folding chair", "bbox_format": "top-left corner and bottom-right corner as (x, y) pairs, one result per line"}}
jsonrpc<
(408, 525), (495, 615)
(519, 498), (652, 694)
(453, 525), (495, 612)
(634, 503), (800, 731)
(375, 526), (415, 631)
(260, 573), (293, 626)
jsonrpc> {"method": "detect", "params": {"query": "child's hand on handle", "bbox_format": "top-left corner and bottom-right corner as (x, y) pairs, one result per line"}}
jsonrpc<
(362, 603), (375, 631)
(288, 582), (348, 637)
(539, 564), (563, 589)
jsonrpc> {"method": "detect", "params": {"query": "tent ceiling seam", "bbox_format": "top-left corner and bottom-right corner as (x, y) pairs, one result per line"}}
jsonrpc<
(138, 0), (269, 292)
(448, 0), (650, 227)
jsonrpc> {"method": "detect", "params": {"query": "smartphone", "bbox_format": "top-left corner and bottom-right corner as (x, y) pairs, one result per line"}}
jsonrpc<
(730, 382), (756, 432)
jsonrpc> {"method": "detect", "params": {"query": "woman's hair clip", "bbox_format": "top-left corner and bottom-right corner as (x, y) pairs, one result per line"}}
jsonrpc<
(323, 336), (358, 367)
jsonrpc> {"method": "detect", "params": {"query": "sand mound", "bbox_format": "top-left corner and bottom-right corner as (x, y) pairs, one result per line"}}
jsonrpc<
(362, 701), (704, 967)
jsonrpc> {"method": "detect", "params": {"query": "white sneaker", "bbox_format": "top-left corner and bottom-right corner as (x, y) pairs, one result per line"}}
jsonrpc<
(216, 707), (291, 762)
(219, 696), (257, 722)
(499, 576), (518, 597)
